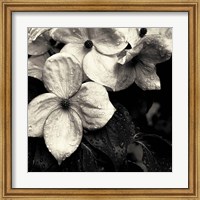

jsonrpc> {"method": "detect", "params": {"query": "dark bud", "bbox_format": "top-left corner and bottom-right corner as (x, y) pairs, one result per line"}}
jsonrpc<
(139, 28), (147, 38)
(84, 40), (93, 49)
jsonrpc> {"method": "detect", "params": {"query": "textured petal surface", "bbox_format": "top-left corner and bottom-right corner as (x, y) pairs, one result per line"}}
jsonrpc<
(70, 82), (116, 130)
(28, 93), (60, 137)
(44, 108), (82, 164)
(89, 28), (129, 55)
(60, 43), (88, 64)
(126, 28), (140, 48)
(28, 28), (51, 43)
(118, 31), (172, 65)
(146, 28), (172, 39)
(28, 36), (51, 56)
(134, 62), (161, 90)
(83, 49), (136, 91)
(43, 53), (82, 98)
(28, 52), (50, 80)
(124, 34), (171, 91)
(50, 28), (88, 44)
(60, 43), (89, 82)
(117, 43), (143, 65)
(138, 35), (172, 65)
(142, 27), (172, 52)
(114, 61), (137, 91)
(83, 48), (118, 90)
(143, 28), (160, 35)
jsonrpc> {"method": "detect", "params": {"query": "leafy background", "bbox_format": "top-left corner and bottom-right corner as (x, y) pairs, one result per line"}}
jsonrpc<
(28, 55), (172, 172)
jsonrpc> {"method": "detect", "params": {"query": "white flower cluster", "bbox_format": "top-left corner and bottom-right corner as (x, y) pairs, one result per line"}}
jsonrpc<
(28, 28), (172, 164)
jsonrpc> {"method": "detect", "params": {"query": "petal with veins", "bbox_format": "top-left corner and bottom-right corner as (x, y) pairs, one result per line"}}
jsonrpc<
(135, 62), (161, 90)
(44, 108), (82, 165)
(28, 93), (60, 137)
(138, 35), (172, 65)
(114, 61), (136, 91)
(126, 28), (140, 48)
(84, 49), (136, 91)
(28, 28), (51, 43)
(146, 28), (172, 39)
(43, 53), (82, 98)
(83, 48), (119, 91)
(89, 28), (129, 55)
(117, 43), (143, 65)
(50, 28), (88, 44)
(28, 52), (50, 80)
(145, 28), (161, 35)
(163, 28), (172, 39)
(70, 82), (116, 130)
(118, 33), (172, 65)
(60, 43), (88, 64)
(60, 43), (89, 82)
(28, 36), (51, 56)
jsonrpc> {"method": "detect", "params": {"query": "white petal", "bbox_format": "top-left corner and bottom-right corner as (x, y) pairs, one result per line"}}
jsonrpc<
(60, 43), (88, 64)
(83, 48), (136, 91)
(127, 28), (141, 48)
(138, 35), (172, 65)
(44, 108), (82, 164)
(117, 43), (143, 65)
(146, 28), (172, 39)
(145, 28), (161, 35)
(43, 53), (82, 98)
(70, 82), (116, 130)
(50, 28), (88, 44)
(135, 62), (161, 90)
(60, 44), (89, 82)
(28, 36), (51, 56)
(28, 52), (50, 80)
(89, 28), (129, 55)
(114, 62), (137, 91)
(83, 48), (118, 91)
(28, 28), (51, 43)
(118, 31), (172, 65)
(28, 93), (60, 137)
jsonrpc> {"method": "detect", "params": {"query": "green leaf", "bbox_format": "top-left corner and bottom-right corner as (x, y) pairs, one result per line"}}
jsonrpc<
(84, 103), (136, 171)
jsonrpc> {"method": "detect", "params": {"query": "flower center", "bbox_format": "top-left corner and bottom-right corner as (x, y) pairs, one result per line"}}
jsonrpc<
(84, 40), (93, 49)
(139, 28), (147, 38)
(60, 99), (70, 110)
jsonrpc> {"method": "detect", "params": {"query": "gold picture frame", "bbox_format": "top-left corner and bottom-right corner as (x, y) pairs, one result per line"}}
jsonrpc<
(0, 0), (199, 199)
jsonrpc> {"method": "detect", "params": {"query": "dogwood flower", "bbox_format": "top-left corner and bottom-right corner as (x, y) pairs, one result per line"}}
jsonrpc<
(117, 28), (172, 90)
(50, 28), (131, 55)
(50, 28), (138, 82)
(28, 53), (116, 164)
(82, 28), (172, 91)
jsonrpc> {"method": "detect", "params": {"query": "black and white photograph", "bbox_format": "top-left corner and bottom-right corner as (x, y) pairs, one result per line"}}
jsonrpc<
(28, 27), (172, 172)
